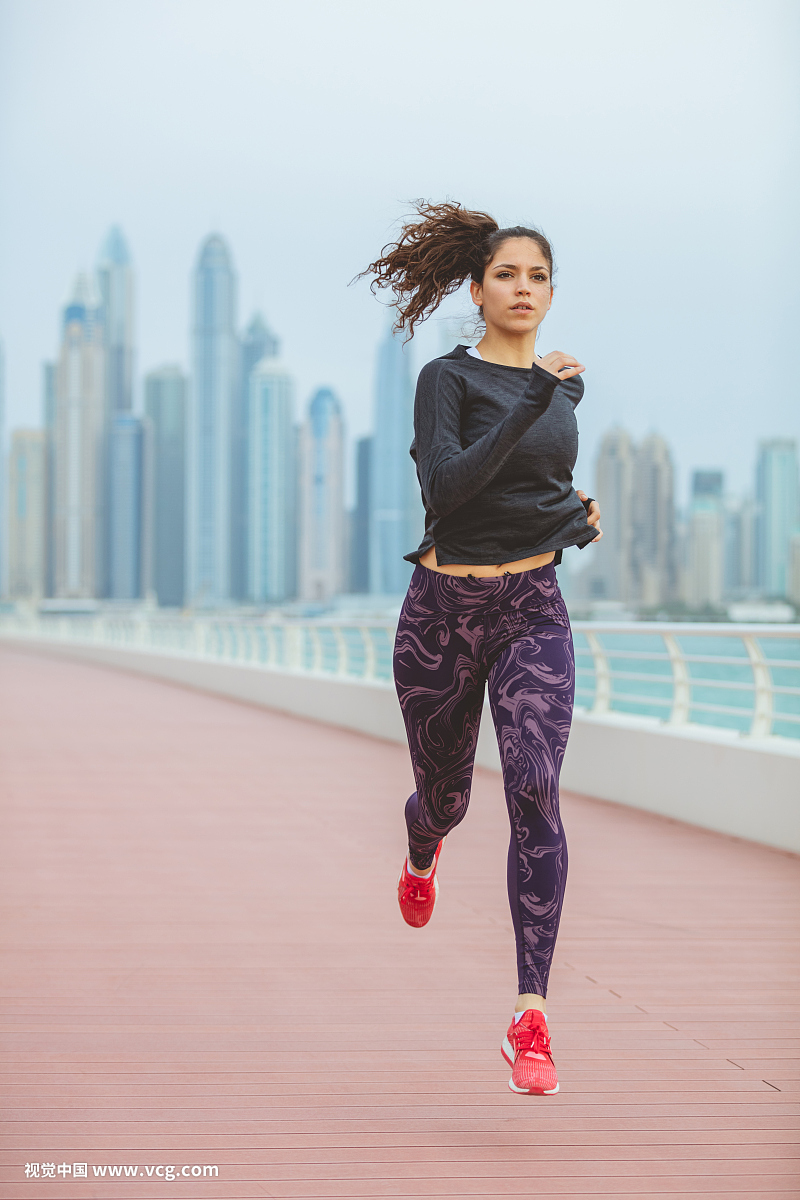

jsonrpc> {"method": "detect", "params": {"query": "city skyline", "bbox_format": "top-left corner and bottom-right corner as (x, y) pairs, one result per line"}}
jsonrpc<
(3, 224), (799, 614)
(2, 219), (797, 515)
(1, 3), (797, 510)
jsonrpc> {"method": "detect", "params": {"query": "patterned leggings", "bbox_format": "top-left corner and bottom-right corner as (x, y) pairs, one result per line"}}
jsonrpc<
(393, 562), (574, 999)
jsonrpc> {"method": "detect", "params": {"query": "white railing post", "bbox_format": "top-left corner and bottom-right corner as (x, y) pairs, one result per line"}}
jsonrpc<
(743, 635), (773, 738)
(362, 627), (376, 682)
(311, 627), (323, 673)
(285, 625), (303, 671)
(663, 633), (690, 725)
(333, 626), (348, 677)
(585, 631), (610, 714)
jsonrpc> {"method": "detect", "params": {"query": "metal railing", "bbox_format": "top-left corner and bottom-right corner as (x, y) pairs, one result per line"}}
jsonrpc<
(1, 611), (798, 741)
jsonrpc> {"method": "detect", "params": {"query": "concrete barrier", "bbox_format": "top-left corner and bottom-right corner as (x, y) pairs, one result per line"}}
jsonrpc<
(6, 637), (800, 855)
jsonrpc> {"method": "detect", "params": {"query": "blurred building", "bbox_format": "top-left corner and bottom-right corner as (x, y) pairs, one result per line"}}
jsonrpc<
(789, 534), (800, 607)
(350, 435), (372, 593)
(42, 362), (57, 596)
(684, 470), (724, 609)
(96, 226), (134, 414)
(145, 366), (187, 607)
(0, 339), (5, 596)
(187, 234), (238, 607)
(298, 387), (345, 603)
(724, 495), (756, 599)
(108, 414), (150, 600)
(756, 439), (799, 598)
(587, 428), (635, 600)
(369, 329), (422, 595)
(52, 276), (105, 598)
(231, 312), (280, 601)
(247, 358), (295, 604)
(632, 434), (676, 606)
(7, 429), (46, 599)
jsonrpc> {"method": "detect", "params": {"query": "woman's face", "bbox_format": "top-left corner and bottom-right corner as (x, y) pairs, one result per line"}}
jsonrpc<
(470, 237), (553, 337)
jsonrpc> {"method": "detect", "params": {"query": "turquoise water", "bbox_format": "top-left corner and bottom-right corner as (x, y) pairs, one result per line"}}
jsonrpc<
(572, 631), (800, 740)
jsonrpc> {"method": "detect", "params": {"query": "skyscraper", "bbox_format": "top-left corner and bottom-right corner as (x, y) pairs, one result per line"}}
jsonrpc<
(42, 362), (57, 597)
(684, 470), (724, 609)
(52, 276), (105, 598)
(298, 388), (345, 603)
(350, 435), (373, 593)
(756, 439), (799, 597)
(632, 434), (676, 606)
(187, 234), (238, 607)
(589, 427), (635, 600)
(96, 226), (134, 414)
(231, 313), (280, 600)
(369, 329), (422, 594)
(145, 366), (187, 607)
(108, 414), (148, 600)
(0, 338), (5, 596)
(247, 358), (295, 604)
(723, 495), (755, 599)
(7, 430), (46, 599)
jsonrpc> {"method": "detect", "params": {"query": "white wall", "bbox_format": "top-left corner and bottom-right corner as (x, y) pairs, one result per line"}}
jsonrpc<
(7, 637), (800, 855)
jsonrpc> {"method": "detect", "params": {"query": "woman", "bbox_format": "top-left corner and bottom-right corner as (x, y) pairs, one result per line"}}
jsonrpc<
(361, 202), (602, 1096)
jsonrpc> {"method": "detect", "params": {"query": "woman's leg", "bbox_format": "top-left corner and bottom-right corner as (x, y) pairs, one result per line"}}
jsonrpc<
(487, 616), (574, 1002)
(393, 605), (485, 870)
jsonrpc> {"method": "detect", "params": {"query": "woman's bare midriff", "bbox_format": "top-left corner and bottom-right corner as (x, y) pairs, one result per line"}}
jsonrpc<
(418, 545), (555, 577)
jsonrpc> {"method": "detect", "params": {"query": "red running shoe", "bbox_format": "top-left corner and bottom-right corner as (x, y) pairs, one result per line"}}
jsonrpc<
(501, 1009), (559, 1094)
(397, 840), (444, 928)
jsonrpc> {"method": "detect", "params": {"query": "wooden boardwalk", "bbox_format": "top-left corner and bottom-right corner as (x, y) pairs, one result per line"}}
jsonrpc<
(0, 644), (798, 1199)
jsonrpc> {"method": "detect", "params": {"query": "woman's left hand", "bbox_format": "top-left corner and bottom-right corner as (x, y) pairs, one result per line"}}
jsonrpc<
(577, 490), (603, 542)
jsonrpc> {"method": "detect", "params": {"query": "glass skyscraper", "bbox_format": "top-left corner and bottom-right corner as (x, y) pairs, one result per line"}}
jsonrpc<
(369, 328), (423, 595)
(96, 226), (134, 414)
(187, 235), (238, 607)
(350, 435), (372, 593)
(97, 226), (136, 598)
(7, 429), (46, 599)
(299, 388), (345, 603)
(53, 276), (106, 598)
(685, 470), (724, 608)
(145, 366), (187, 607)
(632, 434), (677, 606)
(231, 313), (280, 601)
(108, 414), (147, 600)
(756, 439), (799, 597)
(247, 358), (295, 604)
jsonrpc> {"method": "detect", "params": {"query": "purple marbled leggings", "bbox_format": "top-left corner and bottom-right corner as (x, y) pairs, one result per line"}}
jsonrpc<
(393, 562), (574, 998)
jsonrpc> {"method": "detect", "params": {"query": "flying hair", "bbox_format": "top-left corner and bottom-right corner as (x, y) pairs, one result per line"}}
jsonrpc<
(356, 200), (555, 339)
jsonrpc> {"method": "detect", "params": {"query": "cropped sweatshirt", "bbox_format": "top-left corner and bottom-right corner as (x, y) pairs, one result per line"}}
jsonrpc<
(404, 344), (596, 566)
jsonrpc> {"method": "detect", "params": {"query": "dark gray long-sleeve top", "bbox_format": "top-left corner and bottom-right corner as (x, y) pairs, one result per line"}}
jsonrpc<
(404, 344), (596, 566)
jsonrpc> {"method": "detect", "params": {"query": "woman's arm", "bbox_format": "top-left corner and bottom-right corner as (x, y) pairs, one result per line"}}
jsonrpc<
(415, 360), (563, 518)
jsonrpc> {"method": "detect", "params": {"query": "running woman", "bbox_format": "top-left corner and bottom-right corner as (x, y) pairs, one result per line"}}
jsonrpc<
(361, 202), (602, 1095)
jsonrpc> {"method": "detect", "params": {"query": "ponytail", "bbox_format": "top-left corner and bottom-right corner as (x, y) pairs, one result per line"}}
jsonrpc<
(357, 200), (554, 339)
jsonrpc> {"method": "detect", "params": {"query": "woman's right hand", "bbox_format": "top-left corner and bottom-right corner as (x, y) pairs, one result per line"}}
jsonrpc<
(535, 351), (585, 380)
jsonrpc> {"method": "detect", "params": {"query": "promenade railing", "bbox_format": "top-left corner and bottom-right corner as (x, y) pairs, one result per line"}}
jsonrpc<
(2, 613), (798, 742)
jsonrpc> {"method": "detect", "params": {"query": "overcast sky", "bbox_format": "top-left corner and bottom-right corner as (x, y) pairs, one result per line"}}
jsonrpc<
(0, 0), (797, 504)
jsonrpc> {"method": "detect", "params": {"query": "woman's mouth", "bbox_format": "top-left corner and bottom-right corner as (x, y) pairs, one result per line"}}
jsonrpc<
(511, 304), (533, 312)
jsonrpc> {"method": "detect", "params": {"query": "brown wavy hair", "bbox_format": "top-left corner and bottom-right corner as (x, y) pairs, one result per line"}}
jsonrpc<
(357, 200), (554, 339)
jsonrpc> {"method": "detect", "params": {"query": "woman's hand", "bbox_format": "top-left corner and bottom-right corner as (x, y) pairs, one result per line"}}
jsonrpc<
(535, 350), (585, 380)
(577, 490), (603, 542)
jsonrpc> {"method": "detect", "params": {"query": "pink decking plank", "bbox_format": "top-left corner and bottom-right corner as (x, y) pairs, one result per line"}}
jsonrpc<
(1, 645), (799, 1200)
(9, 1182), (800, 1200)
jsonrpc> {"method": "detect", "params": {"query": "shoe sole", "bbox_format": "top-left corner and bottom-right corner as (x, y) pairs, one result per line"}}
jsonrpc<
(501, 1035), (559, 1095)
